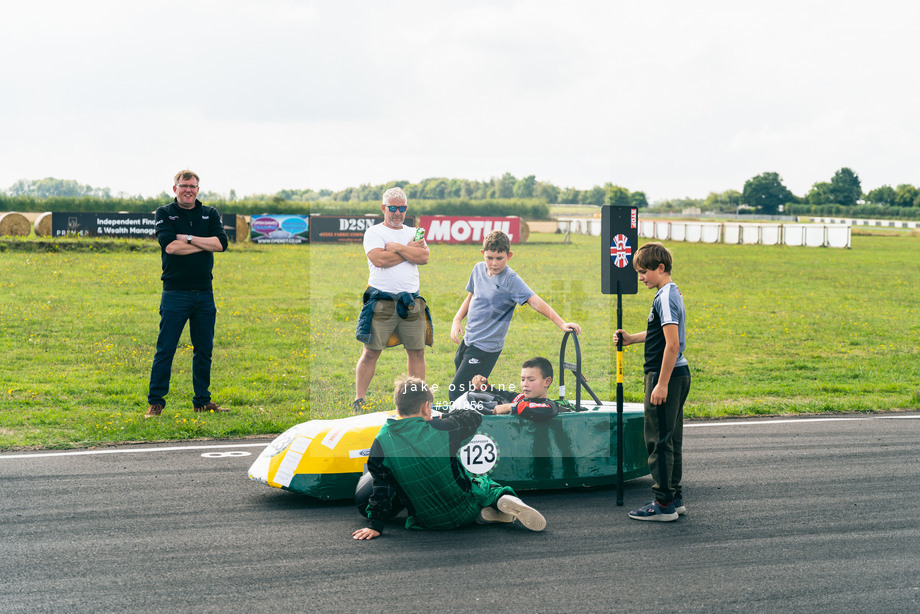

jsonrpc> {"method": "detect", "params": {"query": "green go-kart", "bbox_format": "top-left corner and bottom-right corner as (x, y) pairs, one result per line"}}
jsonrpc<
(248, 332), (649, 501)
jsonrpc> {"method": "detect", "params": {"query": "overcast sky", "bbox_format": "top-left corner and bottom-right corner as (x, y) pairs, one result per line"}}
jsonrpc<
(2, 0), (918, 202)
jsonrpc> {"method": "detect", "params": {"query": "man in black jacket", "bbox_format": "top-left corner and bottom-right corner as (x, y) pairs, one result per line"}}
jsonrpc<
(145, 170), (229, 417)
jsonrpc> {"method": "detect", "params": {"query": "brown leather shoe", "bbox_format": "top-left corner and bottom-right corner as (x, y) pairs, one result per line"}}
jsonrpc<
(145, 403), (164, 418)
(194, 401), (229, 413)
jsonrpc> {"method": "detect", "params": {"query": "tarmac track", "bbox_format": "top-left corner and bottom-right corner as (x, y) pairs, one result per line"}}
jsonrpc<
(2, 414), (919, 614)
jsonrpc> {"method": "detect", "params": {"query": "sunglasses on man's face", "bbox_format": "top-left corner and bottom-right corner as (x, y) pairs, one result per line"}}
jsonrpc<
(386, 205), (407, 212)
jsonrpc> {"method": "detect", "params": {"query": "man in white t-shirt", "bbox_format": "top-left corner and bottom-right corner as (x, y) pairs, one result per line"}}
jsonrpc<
(353, 187), (431, 414)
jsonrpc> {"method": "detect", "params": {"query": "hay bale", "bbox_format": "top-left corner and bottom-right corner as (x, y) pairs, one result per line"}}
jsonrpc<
(34, 212), (53, 237)
(236, 215), (250, 242)
(520, 219), (530, 243)
(0, 212), (31, 236)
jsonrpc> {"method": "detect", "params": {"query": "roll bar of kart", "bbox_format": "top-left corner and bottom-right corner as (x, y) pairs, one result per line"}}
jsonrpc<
(558, 330), (602, 411)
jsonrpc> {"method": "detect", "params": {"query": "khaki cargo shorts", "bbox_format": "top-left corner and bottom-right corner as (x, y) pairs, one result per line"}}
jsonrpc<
(366, 298), (427, 351)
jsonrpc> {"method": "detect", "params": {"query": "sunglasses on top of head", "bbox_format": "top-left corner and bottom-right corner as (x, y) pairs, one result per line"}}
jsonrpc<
(386, 205), (407, 212)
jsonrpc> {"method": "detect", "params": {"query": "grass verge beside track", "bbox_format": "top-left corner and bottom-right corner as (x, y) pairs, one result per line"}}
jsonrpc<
(1, 232), (918, 450)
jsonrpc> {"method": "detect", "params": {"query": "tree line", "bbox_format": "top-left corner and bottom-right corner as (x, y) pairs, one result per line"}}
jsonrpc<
(661, 167), (920, 216)
(4, 168), (920, 219)
(3, 173), (646, 208)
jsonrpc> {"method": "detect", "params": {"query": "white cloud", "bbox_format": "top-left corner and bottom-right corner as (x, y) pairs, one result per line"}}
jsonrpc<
(1, 0), (919, 200)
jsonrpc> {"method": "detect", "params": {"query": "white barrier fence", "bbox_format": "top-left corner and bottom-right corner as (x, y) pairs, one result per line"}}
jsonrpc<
(809, 217), (920, 230)
(556, 218), (851, 248)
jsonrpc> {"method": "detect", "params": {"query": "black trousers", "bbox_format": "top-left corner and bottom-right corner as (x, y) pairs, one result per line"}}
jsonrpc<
(448, 342), (502, 402)
(643, 371), (691, 504)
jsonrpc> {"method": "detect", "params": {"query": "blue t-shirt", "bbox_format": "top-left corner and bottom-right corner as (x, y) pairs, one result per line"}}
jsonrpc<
(644, 282), (689, 374)
(462, 262), (534, 353)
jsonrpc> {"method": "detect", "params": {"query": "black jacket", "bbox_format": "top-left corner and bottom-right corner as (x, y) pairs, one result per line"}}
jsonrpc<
(154, 200), (229, 291)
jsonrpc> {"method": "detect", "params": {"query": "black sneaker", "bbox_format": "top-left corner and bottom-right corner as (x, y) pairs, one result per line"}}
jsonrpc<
(628, 500), (678, 522)
(351, 398), (366, 415)
(194, 402), (229, 413)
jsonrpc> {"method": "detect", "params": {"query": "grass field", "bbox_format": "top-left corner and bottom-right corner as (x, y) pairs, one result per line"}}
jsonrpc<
(0, 242), (310, 450)
(311, 232), (920, 418)
(1, 231), (918, 451)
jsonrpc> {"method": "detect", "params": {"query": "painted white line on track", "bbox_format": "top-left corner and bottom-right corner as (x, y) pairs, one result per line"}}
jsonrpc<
(685, 414), (920, 428)
(0, 442), (269, 460)
(2, 415), (919, 459)
(201, 451), (252, 458)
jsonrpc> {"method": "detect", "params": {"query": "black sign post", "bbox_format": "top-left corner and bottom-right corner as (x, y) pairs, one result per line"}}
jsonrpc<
(601, 205), (638, 506)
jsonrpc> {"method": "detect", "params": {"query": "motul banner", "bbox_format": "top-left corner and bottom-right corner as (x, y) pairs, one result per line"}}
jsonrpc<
(418, 216), (522, 244)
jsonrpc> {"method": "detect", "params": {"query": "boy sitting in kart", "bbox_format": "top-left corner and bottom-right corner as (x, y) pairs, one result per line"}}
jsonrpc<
(452, 356), (569, 423)
(352, 375), (546, 540)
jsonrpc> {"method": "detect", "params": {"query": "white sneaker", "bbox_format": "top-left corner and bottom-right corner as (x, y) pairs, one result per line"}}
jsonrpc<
(478, 507), (514, 524)
(674, 497), (687, 516)
(496, 495), (546, 531)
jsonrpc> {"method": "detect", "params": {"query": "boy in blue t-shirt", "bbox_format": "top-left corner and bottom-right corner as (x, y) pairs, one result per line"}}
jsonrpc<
(615, 242), (691, 522)
(448, 230), (581, 402)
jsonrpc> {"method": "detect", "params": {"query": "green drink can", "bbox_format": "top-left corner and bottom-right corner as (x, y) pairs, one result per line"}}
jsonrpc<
(414, 227), (425, 241)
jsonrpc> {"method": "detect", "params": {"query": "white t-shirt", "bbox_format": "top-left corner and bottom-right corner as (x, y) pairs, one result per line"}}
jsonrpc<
(363, 223), (420, 293)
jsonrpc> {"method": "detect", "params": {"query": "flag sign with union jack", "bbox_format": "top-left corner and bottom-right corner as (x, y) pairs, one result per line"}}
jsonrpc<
(610, 234), (632, 268)
(601, 205), (638, 295)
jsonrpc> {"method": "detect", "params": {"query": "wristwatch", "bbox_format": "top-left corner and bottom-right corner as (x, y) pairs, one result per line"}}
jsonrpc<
(186, 235), (193, 244)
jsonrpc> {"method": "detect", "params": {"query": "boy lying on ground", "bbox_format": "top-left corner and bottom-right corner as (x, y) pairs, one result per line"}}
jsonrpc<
(353, 374), (546, 540)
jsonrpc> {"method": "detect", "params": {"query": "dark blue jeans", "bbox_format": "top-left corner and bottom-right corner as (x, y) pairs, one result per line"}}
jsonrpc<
(148, 290), (216, 408)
